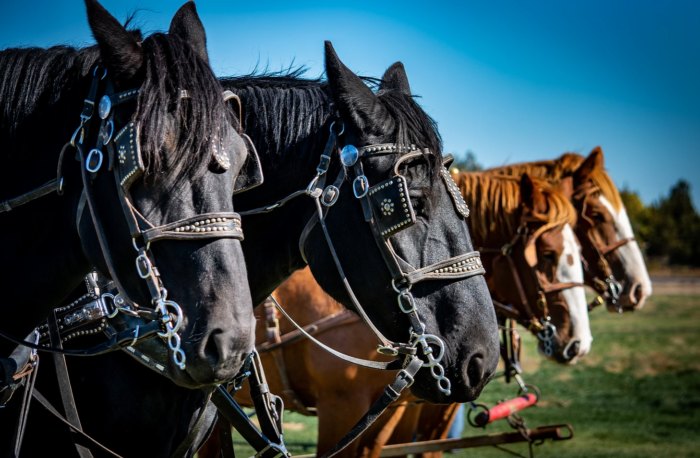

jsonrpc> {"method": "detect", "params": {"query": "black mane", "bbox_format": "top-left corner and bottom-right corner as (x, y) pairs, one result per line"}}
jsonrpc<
(220, 74), (333, 159)
(220, 72), (442, 164)
(0, 31), (231, 180)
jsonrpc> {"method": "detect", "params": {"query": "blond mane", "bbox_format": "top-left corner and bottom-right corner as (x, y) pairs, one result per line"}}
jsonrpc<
(453, 172), (577, 244)
(487, 151), (623, 211)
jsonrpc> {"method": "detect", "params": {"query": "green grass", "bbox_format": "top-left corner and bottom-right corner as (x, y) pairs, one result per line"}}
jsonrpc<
(226, 294), (700, 457)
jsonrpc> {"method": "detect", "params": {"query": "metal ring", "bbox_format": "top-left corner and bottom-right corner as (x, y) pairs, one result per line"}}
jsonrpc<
(353, 175), (369, 198)
(101, 120), (114, 144)
(135, 253), (153, 279)
(85, 149), (103, 173)
(93, 66), (108, 80)
(329, 120), (345, 137)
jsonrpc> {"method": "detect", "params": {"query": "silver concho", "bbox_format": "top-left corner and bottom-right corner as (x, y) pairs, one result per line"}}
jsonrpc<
(98, 95), (112, 120)
(340, 144), (359, 167)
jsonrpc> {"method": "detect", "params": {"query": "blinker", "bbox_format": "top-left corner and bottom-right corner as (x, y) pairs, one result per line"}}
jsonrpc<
(367, 175), (416, 238)
(340, 144), (359, 167)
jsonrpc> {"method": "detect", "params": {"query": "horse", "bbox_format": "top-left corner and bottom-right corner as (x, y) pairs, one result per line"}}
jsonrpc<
(0, 1), (258, 456)
(3, 42), (502, 456)
(453, 171), (590, 363)
(200, 170), (590, 457)
(488, 147), (652, 312)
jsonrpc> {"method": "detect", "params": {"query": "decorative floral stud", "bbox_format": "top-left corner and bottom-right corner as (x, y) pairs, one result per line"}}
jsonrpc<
(381, 198), (394, 216)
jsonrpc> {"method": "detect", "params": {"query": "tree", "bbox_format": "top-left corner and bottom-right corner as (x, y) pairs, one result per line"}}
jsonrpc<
(450, 150), (482, 172)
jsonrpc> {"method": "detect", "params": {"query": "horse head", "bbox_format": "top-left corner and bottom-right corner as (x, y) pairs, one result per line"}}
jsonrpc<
(572, 147), (652, 312)
(302, 42), (499, 403)
(77, 0), (255, 387)
(517, 174), (591, 363)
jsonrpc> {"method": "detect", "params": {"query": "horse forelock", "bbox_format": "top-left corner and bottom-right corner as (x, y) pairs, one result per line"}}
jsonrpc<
(136, 32), (232, 181)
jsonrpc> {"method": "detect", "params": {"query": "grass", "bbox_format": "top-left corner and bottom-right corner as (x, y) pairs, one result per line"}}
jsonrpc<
(225, 293), (700, 457)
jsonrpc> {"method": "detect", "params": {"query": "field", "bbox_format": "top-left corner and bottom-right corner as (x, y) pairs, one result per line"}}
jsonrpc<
(226, 283), (700, 457)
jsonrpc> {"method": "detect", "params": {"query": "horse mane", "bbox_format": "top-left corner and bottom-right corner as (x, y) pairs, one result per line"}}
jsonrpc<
(220, 73), (333, 159)
(488, 151), (623, 211)
(0, 31), (230, 180)
(453, 172), (577, 243)
(0, 46), (99, 150)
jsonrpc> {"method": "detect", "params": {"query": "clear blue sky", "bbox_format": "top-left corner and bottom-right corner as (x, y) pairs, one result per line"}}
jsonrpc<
(2, 1), (698, 206)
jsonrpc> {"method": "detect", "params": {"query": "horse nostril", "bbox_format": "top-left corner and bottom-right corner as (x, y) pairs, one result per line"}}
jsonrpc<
(202, 329), (232, 368)
(564, 340), (580, 361)
(632, 283), (643, 304)
(465, 353), (486, 388)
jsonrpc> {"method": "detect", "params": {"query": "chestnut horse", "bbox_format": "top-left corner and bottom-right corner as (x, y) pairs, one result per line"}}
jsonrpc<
(488, 147), (652, 312)
(199, 171), (588, 457)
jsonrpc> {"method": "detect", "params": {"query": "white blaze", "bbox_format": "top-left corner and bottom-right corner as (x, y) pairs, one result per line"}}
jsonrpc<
(557, 224), (592, 358)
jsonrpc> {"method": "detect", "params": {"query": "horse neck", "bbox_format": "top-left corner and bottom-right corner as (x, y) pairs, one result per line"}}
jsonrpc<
(0, 49), (94, 344)
(228, 78), (333, 304)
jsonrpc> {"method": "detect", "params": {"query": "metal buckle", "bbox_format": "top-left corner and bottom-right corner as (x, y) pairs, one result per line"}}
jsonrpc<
(321, 185), (340, 207)
(397, 290), (416, 313)
(85, 149), (103, 173)
(135, 253), (153, 279)
(353, 175), (369, 198)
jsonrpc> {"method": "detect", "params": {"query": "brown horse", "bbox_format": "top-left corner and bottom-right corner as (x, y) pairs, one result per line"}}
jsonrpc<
(488, 147), (652, 312)
(198, 171), (587, 457)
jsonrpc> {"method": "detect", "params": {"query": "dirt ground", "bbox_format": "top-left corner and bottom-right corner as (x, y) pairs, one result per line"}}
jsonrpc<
(649, 267), (700, 295)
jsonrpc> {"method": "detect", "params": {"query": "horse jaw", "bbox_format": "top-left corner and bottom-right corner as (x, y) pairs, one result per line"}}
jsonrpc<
(557, 224), (592, 362)
(599, 196), (652, 310)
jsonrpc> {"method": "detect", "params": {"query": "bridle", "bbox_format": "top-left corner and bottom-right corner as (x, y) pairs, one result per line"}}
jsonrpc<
(0, 66), (248, 369)
(480, 215), (584, 358)
(0, 66), (262, 458)
(241, 121), (482, 397)
(573, 183), (633, 312)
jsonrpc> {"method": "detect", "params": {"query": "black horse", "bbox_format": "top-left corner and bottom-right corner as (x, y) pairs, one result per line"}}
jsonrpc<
(0, 0), (257, 453)
(2, 42), (502, 456)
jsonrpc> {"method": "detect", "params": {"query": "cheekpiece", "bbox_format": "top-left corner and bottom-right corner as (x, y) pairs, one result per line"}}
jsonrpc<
(114, 121), (145, 190)
(367, 175), (416, 238)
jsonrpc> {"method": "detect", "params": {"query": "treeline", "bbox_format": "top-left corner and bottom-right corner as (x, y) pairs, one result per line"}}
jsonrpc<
(621, 180), (700, 267)
(451, 151), (699, 267)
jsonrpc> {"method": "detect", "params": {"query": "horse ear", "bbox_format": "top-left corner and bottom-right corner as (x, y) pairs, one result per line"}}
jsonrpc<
(574, 146), (604, 183)
(169, 1), (209, 64)
(555, 176), (574, 200)
(520, 173), (546, 213)
(380, 62), (411, 95)
(324, 41), (393, 133)
(85, 0), (143, 82)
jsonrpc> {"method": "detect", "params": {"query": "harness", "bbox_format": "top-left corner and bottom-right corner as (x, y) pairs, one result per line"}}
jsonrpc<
(479, 215), (584, 358)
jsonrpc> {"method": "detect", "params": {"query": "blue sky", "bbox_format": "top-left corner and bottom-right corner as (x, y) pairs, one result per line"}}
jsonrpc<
(2, 1), (698, 206)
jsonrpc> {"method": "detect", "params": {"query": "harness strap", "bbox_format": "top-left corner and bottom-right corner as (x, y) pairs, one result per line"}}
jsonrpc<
(268, 295), (399, 370)
(169, 390), (215, 458)
(321, 356), (423, 458)
(48, 310), (94, 458)
(11, 353), (39, 457)
(0, 179), (60, 213)
(31, 389), (123, 458)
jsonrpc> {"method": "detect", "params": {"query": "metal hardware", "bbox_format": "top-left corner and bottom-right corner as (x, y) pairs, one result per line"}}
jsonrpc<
(340, 144), (359, 167)
(85, 149), (103, 173)
(98, 95), (112, 119)
(352, 175), (369, 198)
